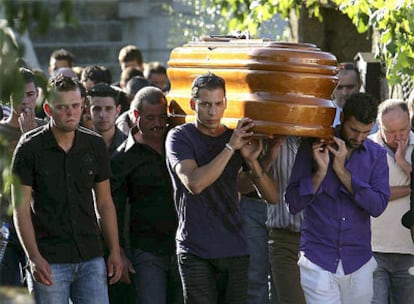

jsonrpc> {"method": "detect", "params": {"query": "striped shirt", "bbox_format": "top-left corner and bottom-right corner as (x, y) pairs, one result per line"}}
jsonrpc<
(1, 105), (11, 119)
(266, 136), (303, 232)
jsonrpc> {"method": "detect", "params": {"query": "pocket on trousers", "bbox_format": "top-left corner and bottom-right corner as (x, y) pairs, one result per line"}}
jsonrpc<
(298, 254), (332, 292)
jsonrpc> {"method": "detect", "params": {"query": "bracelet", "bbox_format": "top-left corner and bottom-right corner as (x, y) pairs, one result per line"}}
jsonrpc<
(248, 170), (265, 179)
(225, 143), (235, 154)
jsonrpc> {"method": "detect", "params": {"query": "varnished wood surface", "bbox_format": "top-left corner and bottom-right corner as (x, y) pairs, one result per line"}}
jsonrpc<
(167, 39), (338, 139)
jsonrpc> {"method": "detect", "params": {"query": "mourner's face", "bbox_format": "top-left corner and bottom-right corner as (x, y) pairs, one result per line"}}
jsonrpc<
(333, 70), (360, 109)
(341, 116), (373, 150)
(90, 96), (120, 134)
(13, 81), (38, 115)
(136, 101), (168, 140)
(48, 88), (84, 132)
(379, 107), (411, 152)
(148, 73), (169, 93)
(192, 88), (227, 135)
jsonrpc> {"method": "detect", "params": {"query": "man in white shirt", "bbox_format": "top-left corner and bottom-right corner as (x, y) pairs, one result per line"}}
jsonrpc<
(369, 98), (414, 304)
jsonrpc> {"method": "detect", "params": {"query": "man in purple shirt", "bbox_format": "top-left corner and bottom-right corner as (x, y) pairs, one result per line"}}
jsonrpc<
(285, 92), (390, 304)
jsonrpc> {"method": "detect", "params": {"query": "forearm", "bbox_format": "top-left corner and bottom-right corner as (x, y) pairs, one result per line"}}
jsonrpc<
(13, 207), (41, 260)
(312, 170), (326, 193)
(334, 165), (353, 194)
(244, 159), (279, 204)
(396, 157), (411, 178)
(389, 185), (411, 201)
(179, 146), (234, 194)
(98, 201), (121, 254)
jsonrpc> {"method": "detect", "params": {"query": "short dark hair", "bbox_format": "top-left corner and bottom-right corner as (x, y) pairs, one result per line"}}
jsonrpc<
(19, 67), (34, 84)
(118, 45), (143, 65)
(130, 86), (166, 113)
(342, 92), (378, 124)
(120, 67), (144, 86)
(48, 74), (82, 103)
(50, 48), (75, 67)
(81, 65), (112, 85)
(87, 83), (120, 106)
(10, 68), (35, 103)
(191, 72), (226, 100)
(144, 61), (167, 78)
(125, 76), (151, 99)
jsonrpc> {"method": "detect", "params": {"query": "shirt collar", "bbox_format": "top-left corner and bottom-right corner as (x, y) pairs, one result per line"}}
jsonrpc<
(125, 126), (138, 152)
(42, 123), (83, 152)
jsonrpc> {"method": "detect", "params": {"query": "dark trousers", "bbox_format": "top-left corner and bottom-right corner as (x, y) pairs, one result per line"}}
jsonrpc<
(269, 228), (305, 304)
(177, 253), (249, 304)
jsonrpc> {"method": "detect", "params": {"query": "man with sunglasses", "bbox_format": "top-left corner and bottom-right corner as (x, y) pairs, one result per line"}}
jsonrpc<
(332, 63), (362, 127)
(165, 72), (279, 304)
(12, 75), (122, 303)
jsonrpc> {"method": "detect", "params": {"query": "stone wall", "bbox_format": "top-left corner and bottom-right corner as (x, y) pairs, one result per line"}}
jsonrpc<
(30, 0), (173, 80)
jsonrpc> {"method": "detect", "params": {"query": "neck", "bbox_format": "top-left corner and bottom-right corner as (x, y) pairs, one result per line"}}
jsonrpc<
(98, 126), (116, 148)
(134, 132), (163, 154)
(195, 122), (226, 137)
(50, 123), (75, 152)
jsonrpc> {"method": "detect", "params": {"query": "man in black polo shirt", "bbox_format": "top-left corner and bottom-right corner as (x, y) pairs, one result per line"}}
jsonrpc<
(87, 83), (126, 156)
(12, 75), (122, 303)
(111, 86), (182, 304)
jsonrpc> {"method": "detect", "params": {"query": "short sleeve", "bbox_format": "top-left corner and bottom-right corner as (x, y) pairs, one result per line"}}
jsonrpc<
(92, 136), (111, 183)
(11, 139), (35, 187)
(165, 127), (195, 170)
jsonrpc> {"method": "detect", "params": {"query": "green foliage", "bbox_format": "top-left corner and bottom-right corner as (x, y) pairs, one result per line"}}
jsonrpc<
(0, 0), (74, 216)
(165, 0), (289, 48)
(337, 0), (414, 84)
(199, 0), (414, 85)
(0, 20), (24, 103)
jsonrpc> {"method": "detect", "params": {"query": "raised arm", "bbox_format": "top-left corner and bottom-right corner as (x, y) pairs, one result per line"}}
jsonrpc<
(238, 139), (280, 204)
(175, 118), (254, 195)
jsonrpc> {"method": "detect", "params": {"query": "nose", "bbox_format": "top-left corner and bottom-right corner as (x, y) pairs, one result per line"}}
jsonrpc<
(208, 105), (216, 115)
(356, 132), (365, 142)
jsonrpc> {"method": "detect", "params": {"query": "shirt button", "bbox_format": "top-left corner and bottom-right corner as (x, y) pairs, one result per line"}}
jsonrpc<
(342, 217), (346, 221)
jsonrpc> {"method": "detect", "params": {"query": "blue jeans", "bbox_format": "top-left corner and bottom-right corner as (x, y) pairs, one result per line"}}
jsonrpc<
(240, 196), (276, 304)
(131, 248), (182, 304)
(178, 253), (249, 304)
(32, 256), (109, 304)
(372, 252), (414, 304)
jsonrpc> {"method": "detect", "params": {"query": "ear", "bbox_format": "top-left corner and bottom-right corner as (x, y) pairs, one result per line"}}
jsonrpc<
(116, 104), (121, 117)
(190, 99), (195, 111)
(133, 109), (139, 120)
(339, 111), (344, 124)
(83, 105), (90, 115)
(223, 97), (227, 109)
(43, 102), (52, 117)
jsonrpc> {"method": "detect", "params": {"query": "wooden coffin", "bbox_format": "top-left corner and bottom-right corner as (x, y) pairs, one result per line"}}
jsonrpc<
(167, 38), (338, 138)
